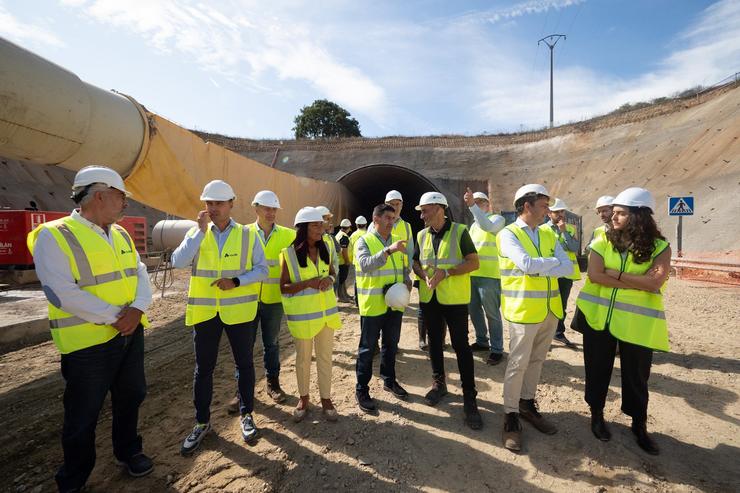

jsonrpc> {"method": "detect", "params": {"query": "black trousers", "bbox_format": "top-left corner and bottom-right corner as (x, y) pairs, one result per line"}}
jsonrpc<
(556, 277), (573, 336)
(583, 321), (653, 422)
(421, 295), (476, 395)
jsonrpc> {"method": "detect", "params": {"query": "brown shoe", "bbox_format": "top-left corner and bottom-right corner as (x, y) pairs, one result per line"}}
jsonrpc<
(227, 391), (240, 415)
(519, 399), (557, 435)
(502, 412), (522, 452)
(266, 377), (287, 403)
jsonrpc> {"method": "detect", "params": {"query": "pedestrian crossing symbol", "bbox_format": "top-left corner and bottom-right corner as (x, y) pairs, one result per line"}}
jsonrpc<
(669, 196), (694, 216)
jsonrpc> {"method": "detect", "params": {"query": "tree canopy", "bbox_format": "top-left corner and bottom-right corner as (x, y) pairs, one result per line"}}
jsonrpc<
(293, 99), (361, 139)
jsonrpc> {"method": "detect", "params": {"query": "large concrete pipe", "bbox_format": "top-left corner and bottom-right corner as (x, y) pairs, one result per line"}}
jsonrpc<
(151, 220), (198, 251)
(0, 37), (146, 175)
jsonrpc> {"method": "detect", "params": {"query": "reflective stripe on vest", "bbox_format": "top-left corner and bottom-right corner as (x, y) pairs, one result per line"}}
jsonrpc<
(576, 236), (670, 351)
(27, 217), (150, 354)
(417, 223), (471, 305)
(248, 223), (296, 303)
(186, 223), (259, 326)
(469, 221), (500, 279)
(355, 233), (404, 316)
(496, 224), (563, 323)
(280, 246), (341, 339)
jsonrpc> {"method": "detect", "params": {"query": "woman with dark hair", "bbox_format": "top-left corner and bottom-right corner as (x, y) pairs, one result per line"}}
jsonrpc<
(576, 187), (671, 455)
(280, 207), (342, 422)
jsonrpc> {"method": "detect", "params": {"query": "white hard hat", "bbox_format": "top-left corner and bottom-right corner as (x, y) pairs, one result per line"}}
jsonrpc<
(385, 190), (403, 202)
(294, 207), (325, 226)
(612, 187), (655, 212)
(472, 192), (489, 201)
(595, 195), (615, 209)
(252, 190), (281, 208)
(339, 218), (352, 228)
(72, 165), (130, 196)
(384, 282), (410, 309)
(549, 198), (568, 212)
(355, 215), (368, 225)
(415, 191), (448, 210)
(315, 205), (333, 218)
(513, 184), (550, 206)
(200, 180), (236, 201)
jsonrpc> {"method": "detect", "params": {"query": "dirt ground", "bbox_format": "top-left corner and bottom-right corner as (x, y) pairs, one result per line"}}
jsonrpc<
(1, 273), (738, 493)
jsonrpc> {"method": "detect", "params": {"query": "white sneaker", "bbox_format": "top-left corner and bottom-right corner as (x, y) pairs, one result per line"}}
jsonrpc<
(180, 423), (211, 456)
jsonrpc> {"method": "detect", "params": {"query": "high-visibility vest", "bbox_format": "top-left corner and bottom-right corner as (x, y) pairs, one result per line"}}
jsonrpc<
(417, 223), (471, 305)
(469, 221), (500, 279)
(545, 223), (582, 281)
(392, 218), (412, 274)
(280, 246), (342, 339)
(322, 233), (338, 268)
(576, 236), (670, 351)
(27, 216), (151, 354)
(348, 228), (366, 265)
(590, 225), (608, 249)
(497, 224), (563, 323)
(355, 232), (405, 316)
(248, 223), (296, 304)
(335, 230), (350, 266)
(185, 223), (259, 326)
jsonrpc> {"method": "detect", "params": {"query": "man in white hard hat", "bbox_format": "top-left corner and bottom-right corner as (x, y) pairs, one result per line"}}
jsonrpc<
(335, 218), (353, 302)
(315, 205), (340, 290)
(354, 203), (411, 413)
(463, 187), (506, 365)
(226, 190), (296, 412)
(545, 198), (581, 349)
(172, 180), (268, 455)
(412, 191), (483, 430)
(349, 216), (368, 305)
(588, 195), (615, 249)
(28, 165), (154, 490)
(496, 184), (573, 452)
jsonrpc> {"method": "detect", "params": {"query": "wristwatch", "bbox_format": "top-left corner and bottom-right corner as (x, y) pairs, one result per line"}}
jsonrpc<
(231, 277), (240, 287)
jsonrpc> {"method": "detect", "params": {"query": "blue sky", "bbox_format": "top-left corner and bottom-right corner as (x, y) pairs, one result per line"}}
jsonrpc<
(1, 0), (737, 138)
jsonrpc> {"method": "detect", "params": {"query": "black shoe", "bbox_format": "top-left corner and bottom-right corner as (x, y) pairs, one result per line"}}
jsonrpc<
(356, 390), (377, 413)
(553, 334), (578, 349)
(424, 381), (448, 406)
(590, 408), (611, 442)
(631, 420), (660, 455)
(117, 453), (154, 477)
(463, 395), (483, 430)
(518, 399), (557, 435)
(486, 352), (503, 366)
(469, 342), (491, 352)
(266, 377), (287, 403)
(383, 381), (409, 400)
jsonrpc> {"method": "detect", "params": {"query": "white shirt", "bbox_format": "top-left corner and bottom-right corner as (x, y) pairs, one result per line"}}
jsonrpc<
(33, 210), (152, 325)
(497, 217), (573, 277)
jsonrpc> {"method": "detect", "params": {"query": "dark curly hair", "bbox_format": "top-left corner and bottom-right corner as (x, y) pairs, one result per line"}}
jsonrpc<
(606, 206), (665, 264)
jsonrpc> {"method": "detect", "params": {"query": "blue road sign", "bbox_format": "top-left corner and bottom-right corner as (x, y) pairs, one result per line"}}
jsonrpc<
(669, 196), (694, 216)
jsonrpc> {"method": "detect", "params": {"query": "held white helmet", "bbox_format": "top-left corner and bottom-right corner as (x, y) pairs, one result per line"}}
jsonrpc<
(355, 215), (368, 225)
(595, 195), (615, 209)
(384, 282), (410, 309)
(200, 180), (236, 201)
(315, 205), (333, 218)
(472, 192), (489, 201)
(385, 190), (403, 202)
(513, 184), (550, 206)
(339, 218), (352, 228)
(294, 207), (325, 226)
(252, 190), (281, 208)
(549, 198), (568, 212)
(612, 187), (655, 212)
(415, 191), (448, 210)
(72, 165), (130, 196)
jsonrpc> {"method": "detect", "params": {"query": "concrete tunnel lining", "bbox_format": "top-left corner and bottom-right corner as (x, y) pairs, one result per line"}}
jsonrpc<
(337, 164), (450, 232)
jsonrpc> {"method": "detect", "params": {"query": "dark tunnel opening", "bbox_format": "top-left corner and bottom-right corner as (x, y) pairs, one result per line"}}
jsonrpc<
(337, 164), (450, 233)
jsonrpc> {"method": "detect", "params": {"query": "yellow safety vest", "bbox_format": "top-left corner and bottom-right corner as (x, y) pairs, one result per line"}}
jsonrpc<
(545, 223), (582, 281)
(280, 246), (342, 339)
(355, 232), (405, 316)
(348, 228), (366, 265)
(248, 223), (296, 304)
(497, 224), (563, 323)
(590, 225), (608, 249)
(469, 221), (500, 279)
(576, 236), (670, 351)
(417, 223), (471, 305)
(27, 216), (150, 354)
(335, 230), (350, 266)
(323, 233), (338, 267)
(393, 219), (412, 242)
(185, 223), (259, 326)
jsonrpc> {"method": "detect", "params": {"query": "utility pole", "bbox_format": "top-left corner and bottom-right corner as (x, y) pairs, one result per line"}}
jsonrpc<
(538, 34), (566, 128)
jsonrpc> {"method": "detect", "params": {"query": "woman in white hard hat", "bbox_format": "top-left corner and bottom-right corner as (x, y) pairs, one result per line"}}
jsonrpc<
(576, 187), (671, 455)
(280, 207), (342, 422)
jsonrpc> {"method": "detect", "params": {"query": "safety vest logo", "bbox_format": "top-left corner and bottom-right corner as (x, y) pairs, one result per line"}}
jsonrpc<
(120, 248), (132, 255)
(224, 253), (237, 257)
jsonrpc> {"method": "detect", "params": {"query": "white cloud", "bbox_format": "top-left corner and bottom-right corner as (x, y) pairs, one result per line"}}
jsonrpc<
(0, 3), (65, 47)
(454, 0), (585, 26)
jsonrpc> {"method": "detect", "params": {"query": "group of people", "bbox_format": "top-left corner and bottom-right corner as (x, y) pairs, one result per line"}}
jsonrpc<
(28, 165), (671, 492)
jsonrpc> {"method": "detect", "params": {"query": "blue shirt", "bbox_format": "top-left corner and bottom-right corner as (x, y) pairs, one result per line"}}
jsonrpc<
(497, 218), (573, 277)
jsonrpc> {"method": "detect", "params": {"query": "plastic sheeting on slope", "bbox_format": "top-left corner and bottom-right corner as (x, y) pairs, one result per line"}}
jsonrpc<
(124, 113), (350, 225)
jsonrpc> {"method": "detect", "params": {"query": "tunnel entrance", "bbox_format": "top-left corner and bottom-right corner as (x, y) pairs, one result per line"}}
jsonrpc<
(337, 164), (450, 233)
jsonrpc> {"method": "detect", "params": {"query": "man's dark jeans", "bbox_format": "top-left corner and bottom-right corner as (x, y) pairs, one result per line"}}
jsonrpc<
(356, 309), (403, 391)
(55, 326), (146, 492)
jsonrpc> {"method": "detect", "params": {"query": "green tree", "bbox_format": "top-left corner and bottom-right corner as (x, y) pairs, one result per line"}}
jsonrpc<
(293, 99), (361, 139)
